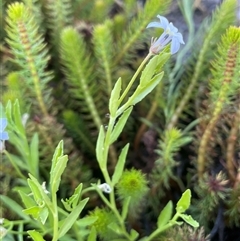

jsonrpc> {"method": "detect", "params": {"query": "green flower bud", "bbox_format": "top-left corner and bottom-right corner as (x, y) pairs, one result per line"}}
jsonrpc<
(116, 169), (149, 216)
(88, 207), (117, 240)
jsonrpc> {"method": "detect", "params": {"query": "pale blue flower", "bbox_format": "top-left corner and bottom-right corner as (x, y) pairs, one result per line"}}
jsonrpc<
(0, 118), (9, 152)
(0, 118), (9, 141)
(147, 15), (185, 54)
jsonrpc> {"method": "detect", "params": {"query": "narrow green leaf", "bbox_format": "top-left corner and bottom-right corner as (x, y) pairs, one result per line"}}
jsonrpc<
(71, 183), (83, 207)
(28, 174), (52, 210)
(155, 53), (171, 72)
(61, 183), (83, 211)
(108, 223), (121, 234)
(5, 100), (13, 123)
(58, 198), (89, 238)
(130, 72), (164, 106)
(39, 206), (49, 224)
(140, 55), (158, 85)
(50, 141), (64, 185)
(23, 206), (40, 219)
(176, 189), (191, 213)
(157, 201), (173, 228)
(27, 230), (45, 241)
(50, 155), (69, 193)
(87, 227), (97, 241)
(28, 179), (42, 204)
(0, 195), (30, 220)
(61, 196), (76, 212)
(180, 214), (199, 228)
(13, 100), (25, 136)
(109, 77), (122, 116)
(96, 125), (105, 165)
(30, 133), (39, 177)
(5, 152), (28, 171)
(109, 106), (133, 144)
(112, 143), (129, 186)
(18, 190), (35, 209)
(77, 217), (98, 227)
(179, 0), (194, 34)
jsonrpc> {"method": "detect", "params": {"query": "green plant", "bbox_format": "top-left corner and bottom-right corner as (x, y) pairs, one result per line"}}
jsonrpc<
(1, 0), (239, 240)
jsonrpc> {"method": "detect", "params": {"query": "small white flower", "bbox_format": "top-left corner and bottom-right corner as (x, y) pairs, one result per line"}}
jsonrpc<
(42, 182), (50, 194)
(98, 183), (112, 193)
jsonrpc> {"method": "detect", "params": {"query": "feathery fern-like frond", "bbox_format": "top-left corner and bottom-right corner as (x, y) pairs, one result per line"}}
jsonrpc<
(89, 0), (114, 23)
(60, 27), (102, 129)
(124, 0), (137, 17)
(44, 0), (73, 46)
(152, 128), (192, 188)
(197, 26), (240, 177)
(193, 172), (229, 227)
(226, 104), (240, 181)
(92, 20), (114, 96)
(22, 0), (45, 33)
(209, 26), (240, 104)
(225, 184), (240, 227)
(149, 128), (191, 213)
(5, 2), (53, 117)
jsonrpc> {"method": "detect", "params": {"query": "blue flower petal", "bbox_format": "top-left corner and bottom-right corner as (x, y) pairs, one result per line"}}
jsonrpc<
(157, 15), (169, 29)
(171, 38), (181, 54)
(0, 132), (9, 140)
(175, 32), (185, 44)
(146, 21), (163, 29)
(168, 23), (178, 33)
(0, 118), (7, 132)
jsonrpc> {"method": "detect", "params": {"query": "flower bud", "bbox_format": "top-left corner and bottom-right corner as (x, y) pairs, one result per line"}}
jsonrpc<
(88, 208), (117, 240)
(116, 169), (149, 216)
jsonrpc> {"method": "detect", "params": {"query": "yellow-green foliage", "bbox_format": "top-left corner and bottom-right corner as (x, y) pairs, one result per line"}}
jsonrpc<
(1, 0), (240, 238)
(5, 2), (53, 117)
(197, 26), (240, 177)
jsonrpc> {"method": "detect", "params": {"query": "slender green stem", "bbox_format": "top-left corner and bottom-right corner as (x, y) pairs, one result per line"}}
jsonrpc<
(81, 186), (96, 196)
(96, 189), (132, 240)
(118, 52), (153, 106)
(52, 192), (59, 241)
(101, 116), (120, 215)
